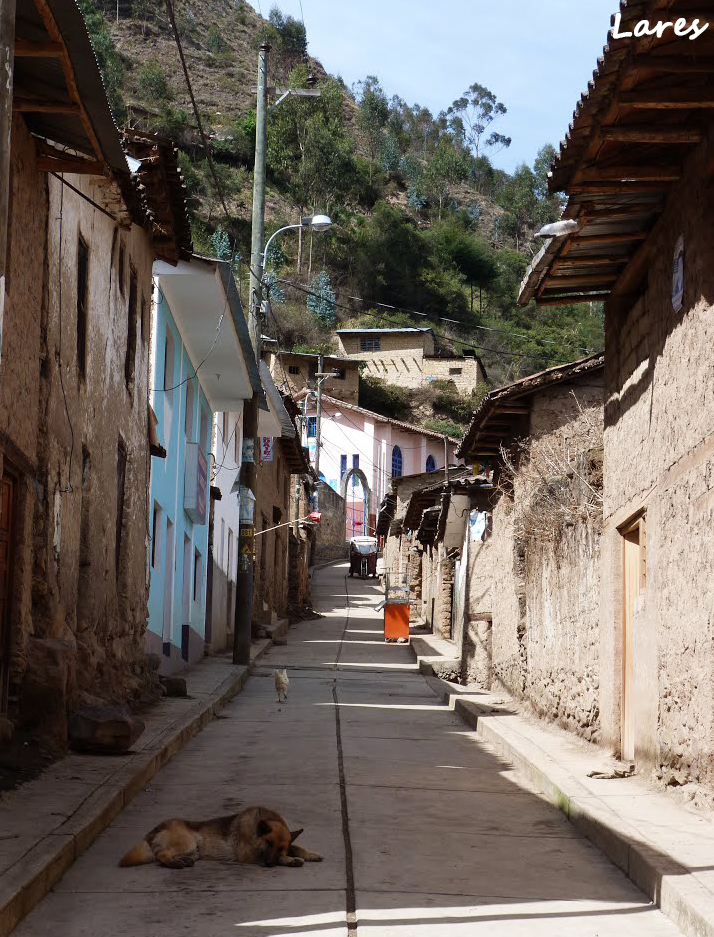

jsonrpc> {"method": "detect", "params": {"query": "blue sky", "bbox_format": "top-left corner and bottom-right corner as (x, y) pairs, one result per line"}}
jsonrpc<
(248, 0), (616, 172)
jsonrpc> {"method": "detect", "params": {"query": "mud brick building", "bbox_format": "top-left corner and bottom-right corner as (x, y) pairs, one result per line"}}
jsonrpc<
(457, 357), (604, 739)
(336, 327), (487, 394)
(0, 0), (190, 747)
(253, 366), (312, 628)
(519, 0), (714, 788)
(266, 348), (361, 405)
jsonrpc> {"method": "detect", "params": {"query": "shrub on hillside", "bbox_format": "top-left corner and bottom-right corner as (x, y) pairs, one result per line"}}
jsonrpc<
(358, 376), (411, 420)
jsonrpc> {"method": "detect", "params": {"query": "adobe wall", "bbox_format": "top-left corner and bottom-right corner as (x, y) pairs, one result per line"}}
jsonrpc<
(315, 482), (347, 562)
(601, 138), (714, 789)
(254, 441), (291, 623)
(1, 121), (159, 747)
(489, 380), (603, 738)
(268, 352), (359, 405)
(461, 514), (493, 686)
(338, 332), (433, 358)
(422, 357), (487, 394)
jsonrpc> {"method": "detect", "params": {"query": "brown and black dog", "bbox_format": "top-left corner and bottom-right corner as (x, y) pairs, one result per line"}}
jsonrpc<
(119, 805), (323, 869)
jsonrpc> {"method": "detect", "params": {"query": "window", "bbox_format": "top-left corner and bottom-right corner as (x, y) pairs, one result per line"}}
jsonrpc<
(288, 365), (300, 375)
(352, 454), (359, 488)
(125, 265), (137, 389)
(307, 416), (317, 438)
(392, 445), (403, 478)
(426, 454), (436, 473)
(200, 408), (209, 453)
(163, 327), (175, 401)
(220, 518), (225, 569)
(193, 548), (202, 602)
(116, 439), (127, 575)
(333, 368), (346, 380)
(340, 454), (347, 479)
(185, 381), (195, 438)
(151, 502), (161, 568)
(359, 336), (381, 352)
(76, 235), (89, 379)
(449, 367), (462, 376)
(222, 412), (228, 443)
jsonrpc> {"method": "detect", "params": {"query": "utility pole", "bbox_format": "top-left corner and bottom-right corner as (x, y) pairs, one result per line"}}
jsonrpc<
(443, 435), (450, 484)
(313, 353), (324, 510)
(233, 42), (269, 666)
(0, 0), (16, 368)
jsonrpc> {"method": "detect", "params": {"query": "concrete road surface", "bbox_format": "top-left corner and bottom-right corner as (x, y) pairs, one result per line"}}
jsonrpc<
(13, 562), (683, 936)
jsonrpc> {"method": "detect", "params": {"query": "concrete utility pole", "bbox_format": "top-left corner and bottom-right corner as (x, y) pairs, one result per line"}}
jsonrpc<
(314, 353), (324, 510)
(233, 42), (269, 666)
(0, 0), (16, 367)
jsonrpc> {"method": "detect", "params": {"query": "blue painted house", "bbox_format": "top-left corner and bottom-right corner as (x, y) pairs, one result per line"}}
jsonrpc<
(148, 257), (259, 672)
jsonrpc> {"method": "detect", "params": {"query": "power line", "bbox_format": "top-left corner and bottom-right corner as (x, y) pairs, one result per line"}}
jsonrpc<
(275, 278), (571, 364)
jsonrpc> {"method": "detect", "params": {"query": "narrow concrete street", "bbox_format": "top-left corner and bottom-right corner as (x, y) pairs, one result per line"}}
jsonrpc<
(14, 562), (682, 937)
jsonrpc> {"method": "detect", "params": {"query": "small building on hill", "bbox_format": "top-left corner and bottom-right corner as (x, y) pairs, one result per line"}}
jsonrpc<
(266, 349), (361, 405)
(336, 327), (487, 394)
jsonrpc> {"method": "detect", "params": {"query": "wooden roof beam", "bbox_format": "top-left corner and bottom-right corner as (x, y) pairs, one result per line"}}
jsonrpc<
(36, 156), (105, 173)
(600, 126), (703, 143)
(569, 181), (669, 194)
(493, 405), (530, 414)
(13, 99), (80, 113)
(553, 255), (628, 268)
(620, 90), (714, 108)
(535, 294), (610, 306)
(579, 165), (680, 182)
(580, 205), (663, 221)
(570, 232), (649, 245)
(14, 40), (63, 57)
(547, 273), (620, 288)
(630, 55), (714, 73)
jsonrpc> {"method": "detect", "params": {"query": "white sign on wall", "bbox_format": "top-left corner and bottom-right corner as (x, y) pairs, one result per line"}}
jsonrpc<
(469, 509), (487, 542)
(672, 235), (685, 313)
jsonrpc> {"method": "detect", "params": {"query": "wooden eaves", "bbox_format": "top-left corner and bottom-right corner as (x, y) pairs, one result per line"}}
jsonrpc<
(457, 354), (605, 463)
(519, 0), (714, 307)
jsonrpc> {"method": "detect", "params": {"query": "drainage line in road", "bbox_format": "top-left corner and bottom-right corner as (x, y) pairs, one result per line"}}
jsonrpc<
(333, 682), (358, 935)
(333, 571), (357, 933)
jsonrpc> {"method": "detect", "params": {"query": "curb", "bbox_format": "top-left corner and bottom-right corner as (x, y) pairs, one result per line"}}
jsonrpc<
(0, 641), (273, 937)
(418, 662), (714, 937)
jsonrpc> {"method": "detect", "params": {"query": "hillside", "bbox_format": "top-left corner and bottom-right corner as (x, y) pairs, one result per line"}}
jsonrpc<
(81, 0), (604, 432)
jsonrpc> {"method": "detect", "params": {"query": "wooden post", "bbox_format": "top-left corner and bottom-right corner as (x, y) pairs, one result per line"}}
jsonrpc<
(0, 0), (16, 365)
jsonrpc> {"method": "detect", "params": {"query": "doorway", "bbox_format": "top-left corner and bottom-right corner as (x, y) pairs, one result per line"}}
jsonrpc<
(621, 515), (646, 762)
(0, 471), (16, 714)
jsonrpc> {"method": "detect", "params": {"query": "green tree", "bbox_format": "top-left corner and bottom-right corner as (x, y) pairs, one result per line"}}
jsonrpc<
(307, 270), (336, 325)
(422, 139), (467, 220)
(137, 62), (171, 101)
(448, 82), (511, 158)
(356, 76), (389, 182)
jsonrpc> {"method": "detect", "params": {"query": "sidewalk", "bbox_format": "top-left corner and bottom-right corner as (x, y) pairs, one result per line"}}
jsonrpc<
(413, 635), (714, 937)
(0, 640), (271, 937)
(9, 560), (683, 937)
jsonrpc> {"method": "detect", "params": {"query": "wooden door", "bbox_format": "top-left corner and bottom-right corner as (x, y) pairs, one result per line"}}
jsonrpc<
(0, 473), (15, 713)
(622, 517), (645, 762)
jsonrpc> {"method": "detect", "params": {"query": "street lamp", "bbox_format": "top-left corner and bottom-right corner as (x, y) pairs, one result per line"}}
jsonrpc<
(262, 214), (332, 266)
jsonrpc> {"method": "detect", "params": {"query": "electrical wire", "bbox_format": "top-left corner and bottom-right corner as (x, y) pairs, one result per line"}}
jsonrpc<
(276, 278), (583, 364)
(153, 313), (225, 392)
